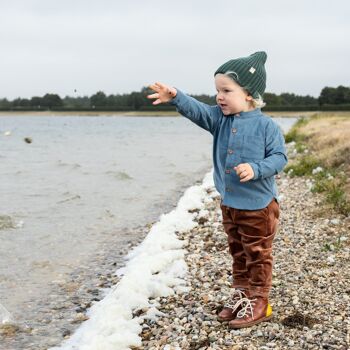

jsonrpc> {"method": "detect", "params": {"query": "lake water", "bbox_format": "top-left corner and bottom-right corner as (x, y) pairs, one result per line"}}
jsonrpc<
(0, 114), (296, 344)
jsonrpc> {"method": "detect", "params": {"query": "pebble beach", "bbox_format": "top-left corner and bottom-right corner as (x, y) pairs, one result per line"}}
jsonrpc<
(135, 147), (350, 349)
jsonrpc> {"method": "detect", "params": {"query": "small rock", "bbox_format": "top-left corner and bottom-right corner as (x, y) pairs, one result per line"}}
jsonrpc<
(330, 218), (340, 225)
(288, 339), (295, 346)
(62, 328), (71, 337)
(256, 330), (264, 337)
(327, 255), (335, 265)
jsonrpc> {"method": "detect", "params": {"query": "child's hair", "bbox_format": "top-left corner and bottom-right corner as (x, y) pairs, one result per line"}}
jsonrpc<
(224, 71), (266, 109)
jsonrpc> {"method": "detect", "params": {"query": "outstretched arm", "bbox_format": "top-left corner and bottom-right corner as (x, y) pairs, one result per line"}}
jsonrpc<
(147, 82), (221, 135)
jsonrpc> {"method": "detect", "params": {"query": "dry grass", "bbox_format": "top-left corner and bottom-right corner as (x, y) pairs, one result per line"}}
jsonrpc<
(298, 113), (350, 170)
(0, 324), (20, 338)
(292, 112), (350, 207)
(267, 111), (316, 118)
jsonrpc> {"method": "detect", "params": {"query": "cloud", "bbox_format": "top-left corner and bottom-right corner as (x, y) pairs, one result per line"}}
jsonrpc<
(0, 0), (349, 98)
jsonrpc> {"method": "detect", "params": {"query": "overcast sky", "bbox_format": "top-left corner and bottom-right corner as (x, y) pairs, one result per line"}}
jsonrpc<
(1, 0), (349, 99)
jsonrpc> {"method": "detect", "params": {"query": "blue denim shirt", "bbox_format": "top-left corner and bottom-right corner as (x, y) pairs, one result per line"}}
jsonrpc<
(170, 89), (288, 210)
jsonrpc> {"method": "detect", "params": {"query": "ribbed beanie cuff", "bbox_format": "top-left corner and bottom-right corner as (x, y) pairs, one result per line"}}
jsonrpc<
(214, 51), (267, 99)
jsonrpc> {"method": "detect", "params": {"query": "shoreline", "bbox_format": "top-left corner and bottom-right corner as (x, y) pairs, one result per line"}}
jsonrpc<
(0, 165), (213, 349)
(0, 224), (151, 350)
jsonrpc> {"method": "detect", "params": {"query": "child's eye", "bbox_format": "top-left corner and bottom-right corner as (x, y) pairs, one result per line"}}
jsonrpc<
(224, 89), (231, 93)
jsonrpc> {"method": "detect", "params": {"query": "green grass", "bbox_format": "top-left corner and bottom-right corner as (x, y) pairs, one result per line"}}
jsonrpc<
(311, 170), (350, 215)
(284, 117), (309, 143)
(284, 155), (320, 177)
(286, 158), (350, 215)
(311, 169), (336, 193)
(325, 183), (350, 215)
(295, 142), (307, 153)
(322, 235), (345, 252)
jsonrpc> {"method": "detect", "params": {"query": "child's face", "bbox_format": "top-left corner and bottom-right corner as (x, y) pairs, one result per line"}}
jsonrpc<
(215, 74), (254, 115)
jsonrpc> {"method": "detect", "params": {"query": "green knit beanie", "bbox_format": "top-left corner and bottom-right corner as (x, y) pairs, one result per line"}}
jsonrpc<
(214, 51), (267, 99)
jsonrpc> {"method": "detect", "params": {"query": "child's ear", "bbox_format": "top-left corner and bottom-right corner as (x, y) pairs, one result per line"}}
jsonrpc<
(246, 95), (253, 101)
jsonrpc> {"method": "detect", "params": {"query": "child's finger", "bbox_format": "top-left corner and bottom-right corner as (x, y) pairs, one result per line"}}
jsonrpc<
(147, 93), (159, 99)
(234, 165), (244, 176)
(239, 168), (250, 178)
(152, 99), (162, 105)
(155, 82), (167, 89)
(240, 173), (252, 182)
(149, 84), (160, 91)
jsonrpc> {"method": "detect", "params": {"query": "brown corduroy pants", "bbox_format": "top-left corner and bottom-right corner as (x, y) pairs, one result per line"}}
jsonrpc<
(220, 198), (280, 298)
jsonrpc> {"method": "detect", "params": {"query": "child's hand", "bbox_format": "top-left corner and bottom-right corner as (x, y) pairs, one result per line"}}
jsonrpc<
(147, 82), (177, 105)
(234, 163), (255, 182)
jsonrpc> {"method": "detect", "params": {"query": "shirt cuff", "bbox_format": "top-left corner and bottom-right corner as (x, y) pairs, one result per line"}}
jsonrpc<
(248, 162), (260, 180)
(168, 88), (183, 105)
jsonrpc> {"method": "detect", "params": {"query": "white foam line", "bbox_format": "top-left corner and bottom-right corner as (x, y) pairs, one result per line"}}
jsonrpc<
(50, 170), (217, 350)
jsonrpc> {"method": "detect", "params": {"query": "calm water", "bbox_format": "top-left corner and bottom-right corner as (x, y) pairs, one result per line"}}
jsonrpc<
(0, 114), (296, 325)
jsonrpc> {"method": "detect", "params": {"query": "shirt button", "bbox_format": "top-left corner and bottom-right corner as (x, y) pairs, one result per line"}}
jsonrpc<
(226, 187), (231, 192)
(232, 128), (237, 133)
(228, 149), (234, 154)
(225, 169), (230, 174)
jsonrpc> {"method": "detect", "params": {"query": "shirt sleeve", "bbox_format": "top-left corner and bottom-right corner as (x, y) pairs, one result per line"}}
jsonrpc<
(248, 120), (288, 180)
(169, 89), (222, 135)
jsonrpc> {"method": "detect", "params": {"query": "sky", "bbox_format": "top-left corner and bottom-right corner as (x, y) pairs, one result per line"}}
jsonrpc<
(0, 0), (349, 99)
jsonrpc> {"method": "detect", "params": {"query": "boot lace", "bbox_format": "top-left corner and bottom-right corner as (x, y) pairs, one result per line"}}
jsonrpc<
(236, 297), (257, 319)
(224, 288), (248, 313)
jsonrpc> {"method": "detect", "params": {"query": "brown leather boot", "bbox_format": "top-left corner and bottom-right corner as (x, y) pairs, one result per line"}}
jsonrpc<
(217, 288), (249, 322)
(228, 296), (273, 328)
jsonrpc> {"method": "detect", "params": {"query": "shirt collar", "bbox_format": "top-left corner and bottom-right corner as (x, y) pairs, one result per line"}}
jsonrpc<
(234, 108), (262, 118)
(231, 108), (262, 118)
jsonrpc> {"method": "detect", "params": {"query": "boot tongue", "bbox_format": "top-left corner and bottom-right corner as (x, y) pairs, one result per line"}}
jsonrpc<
(249, 294), (268, 300)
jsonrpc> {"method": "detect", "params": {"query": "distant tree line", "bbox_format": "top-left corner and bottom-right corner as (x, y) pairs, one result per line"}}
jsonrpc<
(0, 85), (349, 112)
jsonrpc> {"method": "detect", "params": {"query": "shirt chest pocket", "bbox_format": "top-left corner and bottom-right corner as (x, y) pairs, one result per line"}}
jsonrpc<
(240, 135), (265, 160)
